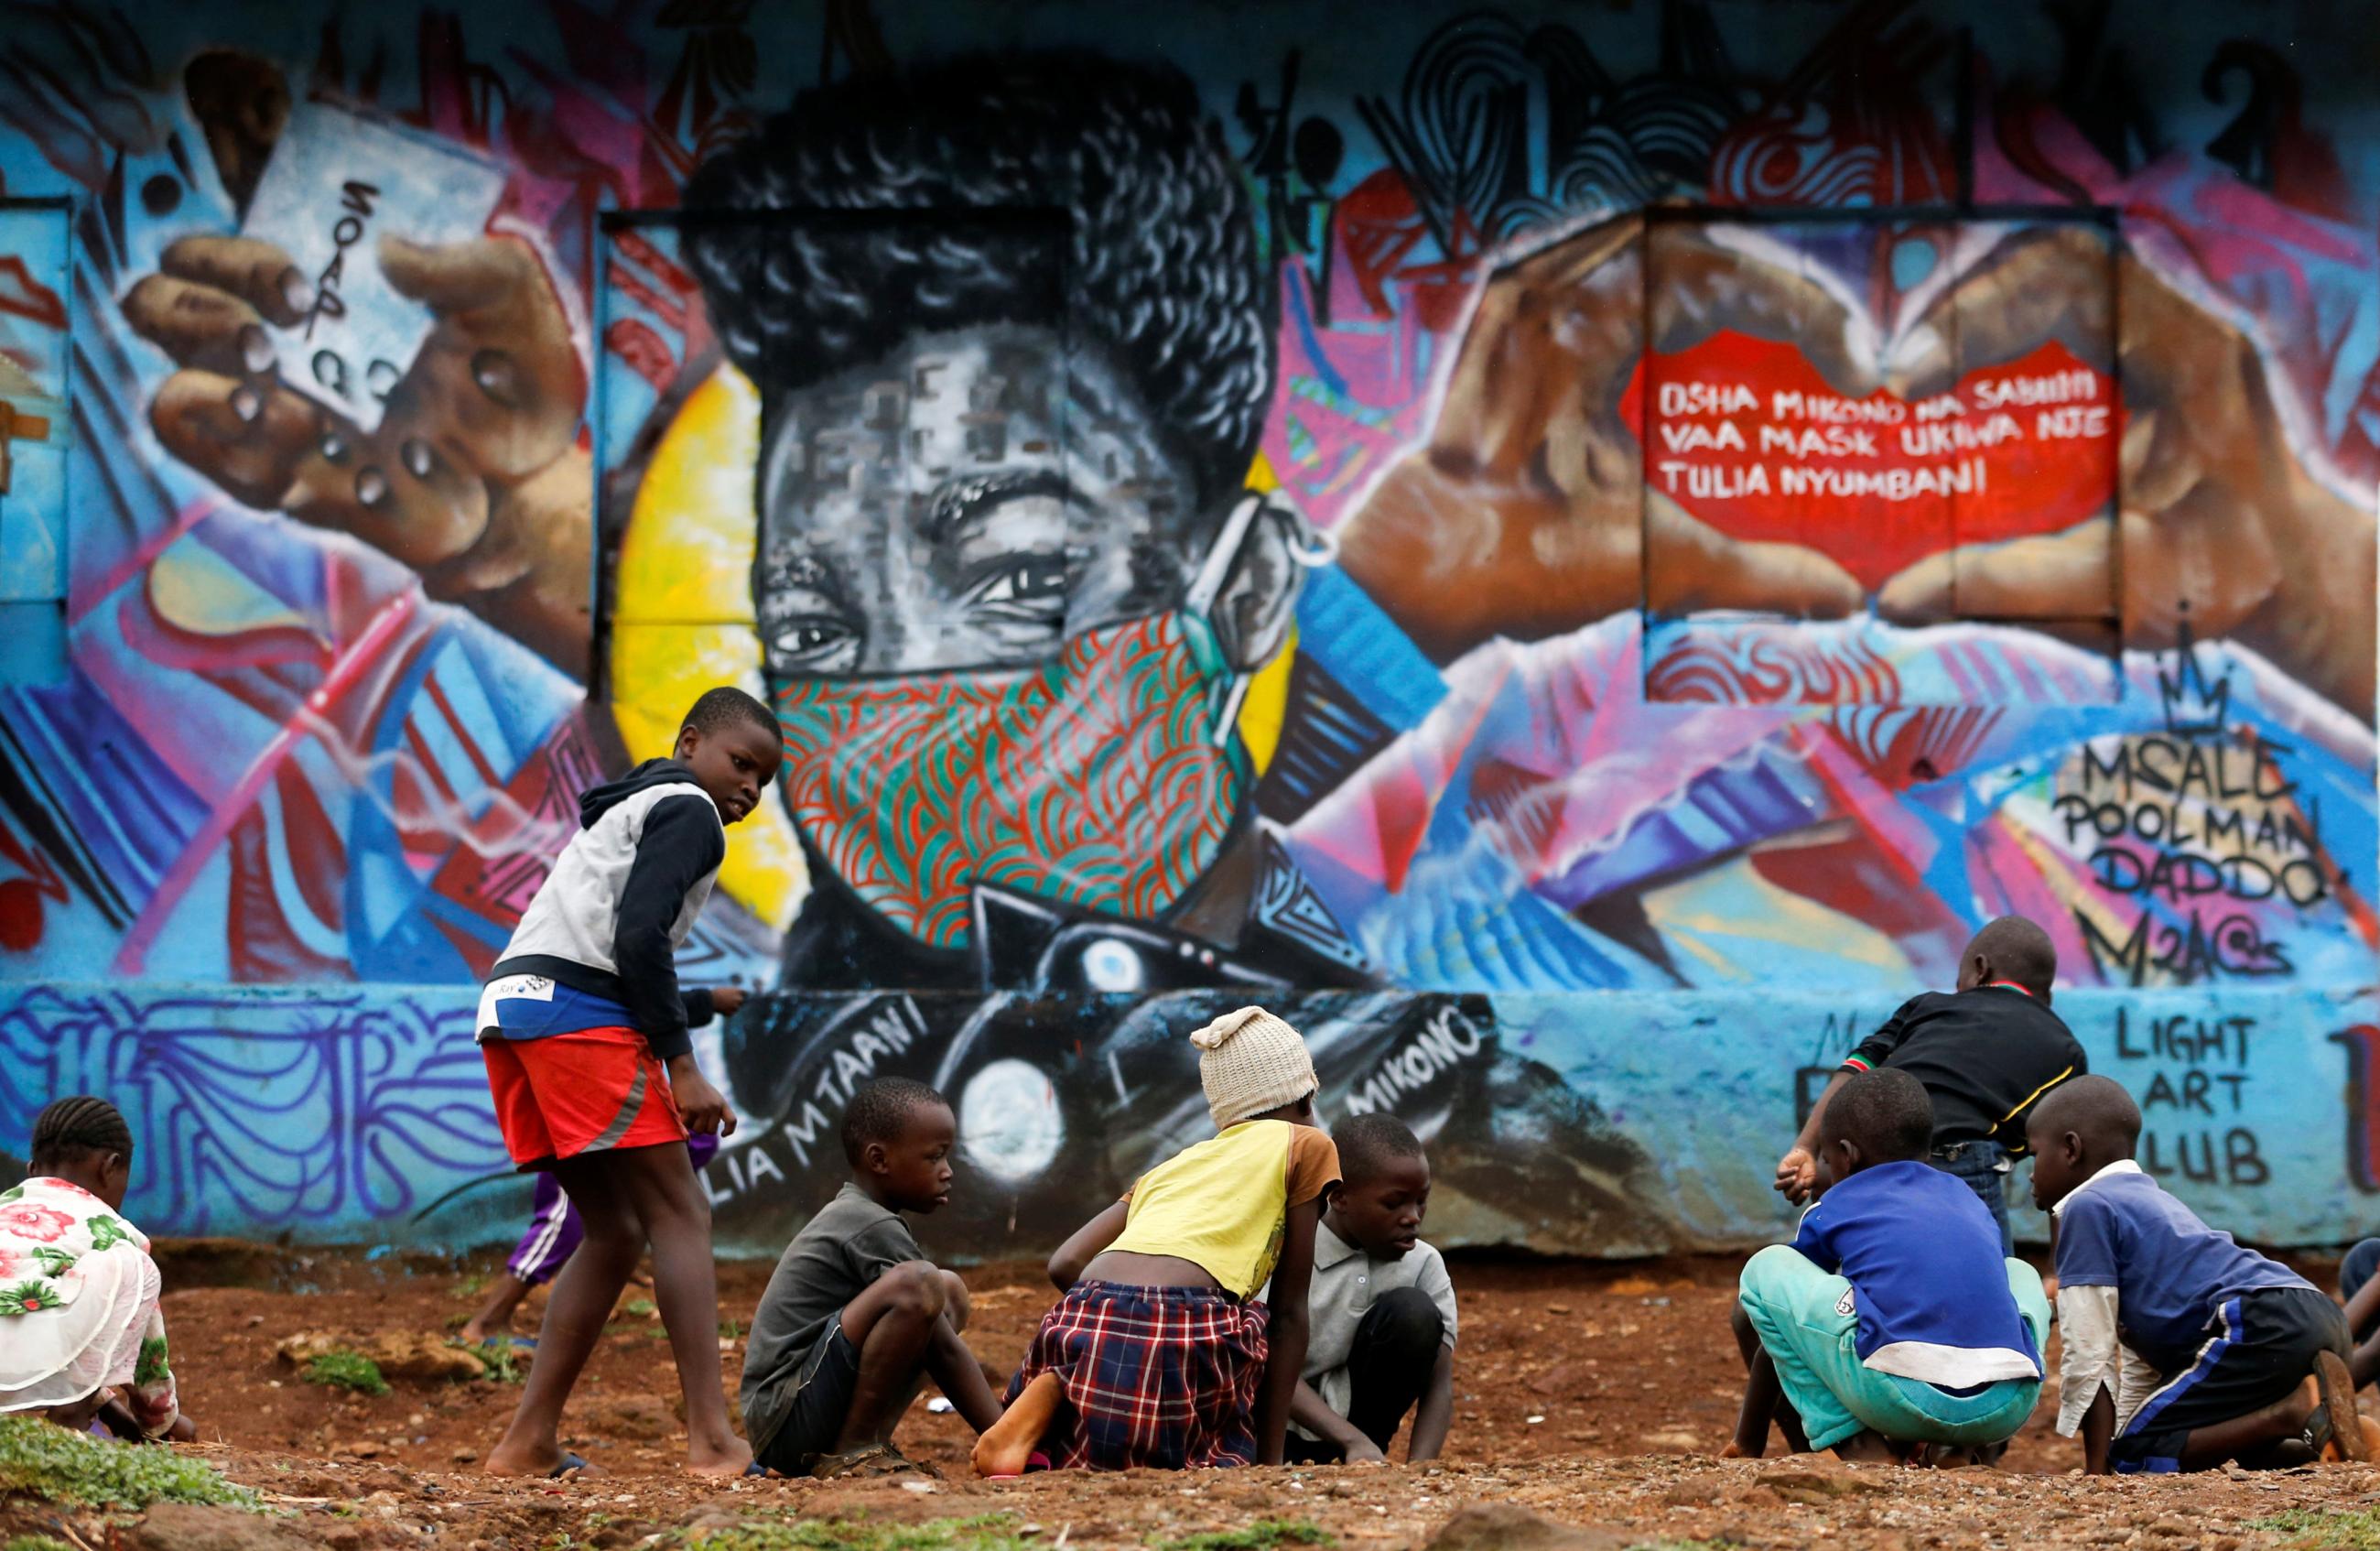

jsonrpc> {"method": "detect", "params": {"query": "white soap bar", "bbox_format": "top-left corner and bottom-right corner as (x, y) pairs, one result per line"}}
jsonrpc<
(241, 101), (507, 434)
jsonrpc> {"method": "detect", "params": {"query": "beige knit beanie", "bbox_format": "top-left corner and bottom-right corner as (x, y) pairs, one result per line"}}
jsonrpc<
(1190, 1006), (1317, 1130)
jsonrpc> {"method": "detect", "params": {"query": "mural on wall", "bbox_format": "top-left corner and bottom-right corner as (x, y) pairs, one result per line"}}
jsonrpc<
(0, 0), (2373, 1253)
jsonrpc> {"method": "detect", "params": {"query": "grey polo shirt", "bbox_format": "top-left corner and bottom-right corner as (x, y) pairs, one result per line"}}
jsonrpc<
(1292, 1220), (1458, 1436)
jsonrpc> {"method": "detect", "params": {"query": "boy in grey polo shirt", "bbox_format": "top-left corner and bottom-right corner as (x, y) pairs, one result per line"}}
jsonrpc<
(1277, 1114), (1457, 1463)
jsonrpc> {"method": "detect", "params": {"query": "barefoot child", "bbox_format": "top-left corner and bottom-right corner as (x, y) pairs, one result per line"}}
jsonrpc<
(476, 687), (782, 1478)
(2028, 1076), (2371, 1472)
(1281, 1113), (1455, 1465)
(740, 1079), (1003, 1478)
(1776, 916), (2084, 1253)
(1732, 1069), (2048, 1463)
(1, 1098), (195, 1442)
(976, 1006), (1336, 1473)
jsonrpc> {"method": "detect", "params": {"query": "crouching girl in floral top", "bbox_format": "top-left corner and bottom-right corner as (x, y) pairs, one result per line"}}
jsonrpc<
(1, 1097), (190, 1439)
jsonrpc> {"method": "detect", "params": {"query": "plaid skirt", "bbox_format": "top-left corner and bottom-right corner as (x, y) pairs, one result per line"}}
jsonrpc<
(1005, 1280), (1270, 1470)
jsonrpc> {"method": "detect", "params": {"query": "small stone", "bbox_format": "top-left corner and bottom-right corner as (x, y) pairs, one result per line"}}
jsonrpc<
(127, 1502), (318, 1551)
(451, 1448), (478, 1464)
(1424, 1503), (1633, 1551)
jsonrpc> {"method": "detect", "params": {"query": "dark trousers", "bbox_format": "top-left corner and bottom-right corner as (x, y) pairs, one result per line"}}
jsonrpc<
(1282, 1286), (1444, 1463)
(1931, 1139), (2013, 1256)
(2111, 1285), (2349, 1473)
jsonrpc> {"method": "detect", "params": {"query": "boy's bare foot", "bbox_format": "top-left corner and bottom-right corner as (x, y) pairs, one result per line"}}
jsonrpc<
(975, 1372), (1063, 1477)
(1827, 1431), (1900, 1464)
(684, 1434), (756, 1477)
(484, 1445), (606, 1479)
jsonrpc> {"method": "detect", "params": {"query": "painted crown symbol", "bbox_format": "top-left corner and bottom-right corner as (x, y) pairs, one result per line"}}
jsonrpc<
(2156, 612), (2232, 739)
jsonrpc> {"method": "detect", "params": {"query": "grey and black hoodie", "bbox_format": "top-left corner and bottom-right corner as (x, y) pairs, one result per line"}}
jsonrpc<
(480, 759), (725, 1061)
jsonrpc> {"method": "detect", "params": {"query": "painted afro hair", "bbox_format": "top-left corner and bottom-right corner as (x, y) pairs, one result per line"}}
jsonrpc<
(681, 49), (1274, 509)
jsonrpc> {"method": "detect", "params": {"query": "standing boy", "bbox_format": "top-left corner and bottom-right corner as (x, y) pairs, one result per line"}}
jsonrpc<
(1777, 916), (2084, 1252)
(2028, 1077), (2370, 1472)
(1732, 1069), (2048, 1463)
(740, 1079), (1004, 1479)
(1281, 1113), (1456, 1465)
(476, 687), (783, 1478)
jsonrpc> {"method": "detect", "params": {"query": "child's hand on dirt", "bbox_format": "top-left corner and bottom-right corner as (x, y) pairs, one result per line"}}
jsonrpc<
(1774, 1147), (1817, 1202)
(1344, 1437), (1388, 1465)
(711, 986), (747, 1016)
(666, 1055), (738, 1136)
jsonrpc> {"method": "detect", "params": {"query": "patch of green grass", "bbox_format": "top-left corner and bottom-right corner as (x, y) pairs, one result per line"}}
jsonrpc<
(1152, 1523), (1331, 1551)
(459, 1339), (525, 1384)
(625, 1297), (657, 1318)
(302, 1350), (390, 1397)
(688, 1513), (1038, 1551)
(2256, 1507), (2380, 1550)
(452, 1274), (487, 1300)
(0, 1415), (261, 1511)
(5, 1535), (79, 1551)
(719, 1318), (743, 1340)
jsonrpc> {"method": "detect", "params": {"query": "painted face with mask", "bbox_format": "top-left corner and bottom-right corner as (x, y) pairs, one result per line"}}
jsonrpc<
(752, 322), (1309, 951)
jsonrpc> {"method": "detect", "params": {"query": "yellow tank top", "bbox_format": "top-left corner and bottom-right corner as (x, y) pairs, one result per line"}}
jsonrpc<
(1108, 1120), (1341, 1297)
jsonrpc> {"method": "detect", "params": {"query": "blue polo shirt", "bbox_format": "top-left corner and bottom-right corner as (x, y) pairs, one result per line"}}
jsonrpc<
(2051, 1161), (2311, 1372)
(1793, 1159), (2042, 1386)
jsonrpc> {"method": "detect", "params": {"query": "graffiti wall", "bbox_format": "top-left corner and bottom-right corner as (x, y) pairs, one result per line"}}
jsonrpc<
(0, 0), (2374, 1255)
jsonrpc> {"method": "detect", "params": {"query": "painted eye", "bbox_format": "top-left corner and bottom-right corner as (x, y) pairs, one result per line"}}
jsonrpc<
(970, 554), (1070, 610)
(769, 617), (857, 670)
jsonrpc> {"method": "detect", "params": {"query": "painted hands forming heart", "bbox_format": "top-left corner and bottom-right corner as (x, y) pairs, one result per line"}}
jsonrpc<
(1336, 217), (2375, 716)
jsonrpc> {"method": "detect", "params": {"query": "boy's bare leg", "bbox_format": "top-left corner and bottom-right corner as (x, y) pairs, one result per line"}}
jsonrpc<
(829, 1261), (953, 1455)
(976, 1372), (1064, 1477)
(2355, 1327), (2380, 1390)
(2176, 1374), (2320, 1470)
(485, 1155), (639, 1477)
(1726, 1348), (1791, 1458)
(460, 1271), (533, 1346)
(613, 1143), (752, 1475)
(1727, 1302), (1808, 1455)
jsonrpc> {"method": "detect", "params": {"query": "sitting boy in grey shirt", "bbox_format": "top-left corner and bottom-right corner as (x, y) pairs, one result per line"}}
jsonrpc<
(740, 1079), (1002, 1478)
(1279, 1114), (1457, 1462)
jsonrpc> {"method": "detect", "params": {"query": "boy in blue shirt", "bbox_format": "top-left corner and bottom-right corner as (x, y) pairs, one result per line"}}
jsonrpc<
(2028, 1076), (2368, 1472)
(1728, 1068), (2049, 1462)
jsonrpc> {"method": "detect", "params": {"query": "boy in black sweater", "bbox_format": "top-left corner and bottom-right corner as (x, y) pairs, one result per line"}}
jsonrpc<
(1776, 915), (2085, 1253)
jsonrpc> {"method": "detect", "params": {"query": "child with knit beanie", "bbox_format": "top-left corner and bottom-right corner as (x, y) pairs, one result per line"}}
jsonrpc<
(973, 1007), (1338, 1473)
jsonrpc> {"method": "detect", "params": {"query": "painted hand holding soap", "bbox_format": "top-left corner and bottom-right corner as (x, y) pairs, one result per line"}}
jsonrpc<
(124, 103), (593, 672)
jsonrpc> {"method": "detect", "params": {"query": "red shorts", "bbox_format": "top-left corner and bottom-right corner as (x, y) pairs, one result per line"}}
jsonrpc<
(482, 1025), (687, 1168)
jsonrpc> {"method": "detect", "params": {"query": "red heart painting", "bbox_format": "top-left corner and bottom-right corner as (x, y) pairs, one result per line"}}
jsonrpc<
(1621, 332), (2118, 592)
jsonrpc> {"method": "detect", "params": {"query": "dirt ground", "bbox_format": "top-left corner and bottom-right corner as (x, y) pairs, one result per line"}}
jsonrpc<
(5, 1243), (2375, 1550)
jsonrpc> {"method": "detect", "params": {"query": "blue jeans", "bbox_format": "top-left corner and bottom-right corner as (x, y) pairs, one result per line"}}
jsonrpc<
(1931, 1140), (2013, 1255)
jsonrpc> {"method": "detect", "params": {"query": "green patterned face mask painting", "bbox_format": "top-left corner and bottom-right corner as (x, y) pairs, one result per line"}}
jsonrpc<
(774, 609), (1250, 948)
(772, 495), (1286, 949)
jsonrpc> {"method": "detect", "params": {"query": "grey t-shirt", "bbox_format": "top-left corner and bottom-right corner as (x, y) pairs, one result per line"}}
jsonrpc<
(1293, 1220), (1458, 1439)
(739, 1183), (923, 1451)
